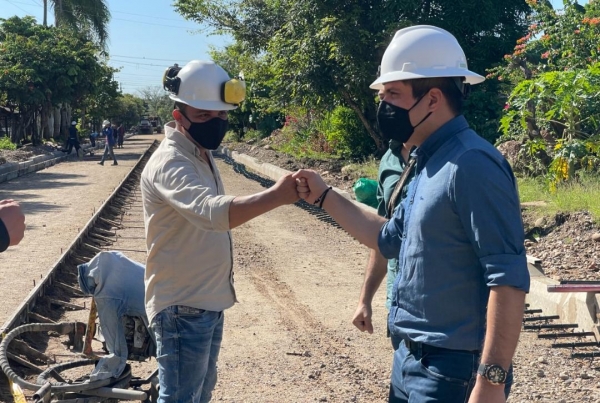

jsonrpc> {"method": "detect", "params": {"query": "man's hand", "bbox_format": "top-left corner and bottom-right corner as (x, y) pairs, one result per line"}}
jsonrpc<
(271, 173), (300, 205)
(467, 378), (506, 403)
(292, 169), (329, 205)
(0, 199), (25, 246)
(352, 303), (374, 334)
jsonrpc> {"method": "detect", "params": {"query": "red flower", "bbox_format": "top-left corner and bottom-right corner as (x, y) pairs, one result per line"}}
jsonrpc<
(541, 51), (550, 59)
(504, 103), (510, 110)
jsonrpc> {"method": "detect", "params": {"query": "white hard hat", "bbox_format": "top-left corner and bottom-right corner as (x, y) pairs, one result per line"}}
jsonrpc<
(71, 121), (76, 125)
(370, 25), (485, 90)
(102, 120), (110, 126)
(167, 60), (239, 111)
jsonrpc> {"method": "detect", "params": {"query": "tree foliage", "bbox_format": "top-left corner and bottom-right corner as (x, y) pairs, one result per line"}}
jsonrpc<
(489, 0), (600, 188)
(175, 0), (530, 156)
(44, 0), (111, 49)
(0, 16), (120, 144)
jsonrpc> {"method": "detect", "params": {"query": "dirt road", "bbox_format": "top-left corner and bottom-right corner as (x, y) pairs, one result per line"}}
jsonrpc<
(5, 151), (587, 403)
(214, 160), (392, 402)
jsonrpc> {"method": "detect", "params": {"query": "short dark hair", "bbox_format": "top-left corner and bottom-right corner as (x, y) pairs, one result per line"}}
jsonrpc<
(406, 77), (464, 115)
(174, 102), (187, 113)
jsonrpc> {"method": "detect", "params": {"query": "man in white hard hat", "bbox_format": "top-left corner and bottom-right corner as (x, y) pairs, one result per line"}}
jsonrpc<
(293, 26), (529, 403)
(98, 120), (118, 166)
(141, 60), (299, 403)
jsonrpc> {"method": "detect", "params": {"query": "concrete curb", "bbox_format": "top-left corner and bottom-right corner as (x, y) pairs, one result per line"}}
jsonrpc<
(0, 143), (97, 184)
(218, 146), (375, 213)
(217, 145), (600, 337)
(0, 132), (137, 185)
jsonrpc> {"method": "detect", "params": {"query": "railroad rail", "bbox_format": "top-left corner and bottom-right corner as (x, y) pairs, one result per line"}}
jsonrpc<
(0, 140), (159, 403)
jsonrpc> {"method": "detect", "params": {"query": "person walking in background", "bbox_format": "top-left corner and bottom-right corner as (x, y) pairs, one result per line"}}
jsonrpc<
(64, 121), (82, 158)
(294, 25), (529, 403)
(117, 123), (125, 148)
(98, 120), (118, 166)
(0, 199), (25, 252)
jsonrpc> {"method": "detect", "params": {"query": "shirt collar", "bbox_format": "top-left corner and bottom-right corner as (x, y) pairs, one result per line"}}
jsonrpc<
(413, 115), (469, 167)
(165, 121), (204, 160)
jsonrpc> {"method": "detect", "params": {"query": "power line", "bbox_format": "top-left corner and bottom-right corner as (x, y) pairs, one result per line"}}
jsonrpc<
(112, 17), (197, 30)
(1, 0), (36, 14)
(111, 8), (192, 23)
(111, 59), (170, 68)
(112, 54), (187, 63)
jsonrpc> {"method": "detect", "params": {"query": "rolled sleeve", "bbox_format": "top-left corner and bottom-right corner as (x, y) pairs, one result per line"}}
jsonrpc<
(155, 157), (235, 232)
(378, 219), (402, 260)
(480, 253), (530, 292)
(452, 150), (530, 292)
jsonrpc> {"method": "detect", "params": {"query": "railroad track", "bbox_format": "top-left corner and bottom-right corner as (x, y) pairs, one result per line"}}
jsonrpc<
(0, 141), (158, 403)
(4, 146), (597, 402)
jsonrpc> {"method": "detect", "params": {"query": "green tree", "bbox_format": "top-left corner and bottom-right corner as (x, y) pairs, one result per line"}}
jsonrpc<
(108, 93), (146, 131)
(175, 0), (530, 155)
(489, 0), (600, 187)
(138, 86), (174, 127)
(43, 0), (111, 49)
(0, 16), (118, 144)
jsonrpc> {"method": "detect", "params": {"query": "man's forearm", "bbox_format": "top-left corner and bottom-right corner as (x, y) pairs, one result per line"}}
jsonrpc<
(358, 249), (388, 305)
(229, 189), (282, 229)
(320, 190), (386, 250)
(479, 286), (526, 369)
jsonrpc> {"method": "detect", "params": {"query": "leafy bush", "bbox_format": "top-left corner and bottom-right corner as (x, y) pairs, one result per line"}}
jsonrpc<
(0, 136), (16, 150)
(274, 109), (335, 160)
(488, 0), (600, 189)
(323, 106), (375, 159)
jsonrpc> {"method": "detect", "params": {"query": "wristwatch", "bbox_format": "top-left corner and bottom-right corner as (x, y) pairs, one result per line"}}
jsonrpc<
(477, 363), (508, 385)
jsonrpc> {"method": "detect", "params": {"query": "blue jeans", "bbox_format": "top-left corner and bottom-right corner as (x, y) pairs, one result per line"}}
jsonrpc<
(151, 306), (224, 403)
(99, 142), (117, 164)
(389, 340), (513, 402)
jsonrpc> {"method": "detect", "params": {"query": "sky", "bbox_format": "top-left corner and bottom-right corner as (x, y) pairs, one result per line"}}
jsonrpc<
(0, 0), (588, 95)
(0, 0), (231, 94)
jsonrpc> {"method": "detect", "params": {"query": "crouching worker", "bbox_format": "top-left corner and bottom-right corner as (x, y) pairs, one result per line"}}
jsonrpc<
(78, 251), (154, 381)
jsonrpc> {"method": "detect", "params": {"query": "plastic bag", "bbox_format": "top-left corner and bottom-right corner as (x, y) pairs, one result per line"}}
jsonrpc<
(353, 178), (378, 209)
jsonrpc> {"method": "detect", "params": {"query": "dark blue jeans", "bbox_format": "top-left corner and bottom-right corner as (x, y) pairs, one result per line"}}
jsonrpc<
(151, 306), (224, 403)
(389, 340), (513, 402)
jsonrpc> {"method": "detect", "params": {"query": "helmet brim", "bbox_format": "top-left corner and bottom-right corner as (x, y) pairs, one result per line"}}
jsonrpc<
(169, 94), (238, 111)
(370, 69), (485, 90)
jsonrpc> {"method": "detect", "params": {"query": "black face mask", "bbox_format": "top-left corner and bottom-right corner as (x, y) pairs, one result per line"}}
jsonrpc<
(180, 111), (229, 150)
(377, 95), (431, 144)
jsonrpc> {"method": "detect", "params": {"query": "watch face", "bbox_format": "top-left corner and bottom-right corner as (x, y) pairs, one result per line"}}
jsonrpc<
(486, 365), (507, 384)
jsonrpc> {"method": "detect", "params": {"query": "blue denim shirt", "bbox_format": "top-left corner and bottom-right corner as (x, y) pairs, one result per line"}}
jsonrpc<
(102, 126), (115, 146)
(78, 251), (149, 380)
(376, 141), (408, 310)
(378, 115), (530, 351)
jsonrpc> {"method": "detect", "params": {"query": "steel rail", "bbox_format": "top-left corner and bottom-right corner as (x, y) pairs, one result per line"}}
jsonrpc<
(0, 140), (158, 337)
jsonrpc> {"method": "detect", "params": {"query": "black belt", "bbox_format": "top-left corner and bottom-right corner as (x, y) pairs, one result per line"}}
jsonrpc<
(403, 339), (479, 355)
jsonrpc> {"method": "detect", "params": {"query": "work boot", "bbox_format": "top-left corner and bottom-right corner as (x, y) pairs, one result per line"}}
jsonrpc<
(98, 162), (104, 166)
(111, 162), (118, 166)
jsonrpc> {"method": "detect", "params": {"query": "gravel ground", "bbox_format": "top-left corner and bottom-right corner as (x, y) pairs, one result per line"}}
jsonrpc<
(1, 138), (599, 402)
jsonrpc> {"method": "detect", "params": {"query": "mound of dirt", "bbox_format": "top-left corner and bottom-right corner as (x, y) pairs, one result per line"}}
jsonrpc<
(0, 142), (60, 165)
(523, 210), (600, 281)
